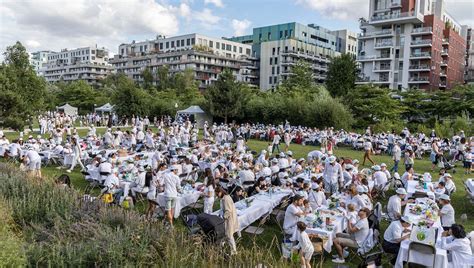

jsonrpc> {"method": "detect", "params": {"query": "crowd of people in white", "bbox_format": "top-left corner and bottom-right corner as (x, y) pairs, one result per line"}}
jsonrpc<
(0, 112), (473, 267)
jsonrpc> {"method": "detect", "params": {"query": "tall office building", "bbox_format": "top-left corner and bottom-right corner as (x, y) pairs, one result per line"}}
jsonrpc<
(29, 50), (53, 76)
(228, 22), (352, 91)
(109, 34), (258, 89)
(41, 45), (112, 85)
(356, 0), (467, 90)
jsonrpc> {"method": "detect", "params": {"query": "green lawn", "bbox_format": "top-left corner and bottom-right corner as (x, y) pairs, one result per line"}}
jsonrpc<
(4, 129), (474, 267)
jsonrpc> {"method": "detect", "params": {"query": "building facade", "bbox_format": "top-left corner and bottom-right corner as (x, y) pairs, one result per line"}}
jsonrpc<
(228, 22), (346, 91)
(331, 29), (359, 58)
(41, 46), (111, 85)
(29, 50), (53, 76)
(356, 0), (467, 91)
(463, 27), (474, 84)
(110, 34), (258, 89)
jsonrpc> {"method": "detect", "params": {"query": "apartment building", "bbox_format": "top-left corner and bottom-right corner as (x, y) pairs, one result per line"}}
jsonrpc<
(331, 29), (359, 59)
(110, 34), (258, 89)
(41, 45), (112, 85)
(228, 22), (345, 91)
(356, 0), (467, 90)
(463, 27), (474, 84)
(29, 50), (53, 76)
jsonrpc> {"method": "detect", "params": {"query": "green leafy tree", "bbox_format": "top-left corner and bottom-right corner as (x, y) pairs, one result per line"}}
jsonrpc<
(399, 89), (432, 122)
(111, 74), (150, 117)
(156, 65), (171, 91)
(0, 42), (47, 130)
(205, 69), (250, 123)
(56, 80), (107, 114)
(142, 67), (155, 93)
(346, 84), (405, 128)
(281, 60), (314, 91)
(325, 53), (357, 97)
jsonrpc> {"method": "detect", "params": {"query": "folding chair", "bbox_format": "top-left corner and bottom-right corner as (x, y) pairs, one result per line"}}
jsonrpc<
(244, 212), (270, 242)
(271, 196), (290, 231)
(310, 235), (326, 268)
(407, 241), (436, 267)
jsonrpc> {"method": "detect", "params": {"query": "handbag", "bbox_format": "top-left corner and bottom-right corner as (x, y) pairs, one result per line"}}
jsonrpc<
(102, 193), (114, 204)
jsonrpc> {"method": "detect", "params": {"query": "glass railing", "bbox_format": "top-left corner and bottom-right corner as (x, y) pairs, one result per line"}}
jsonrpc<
(358, 30), (393, 38)
(409, 77), (429, 81)
(372, 11), (414, 21)
(409, 65), (430, 69)
(412, 27), (432, 33)
(410, 52), (431, 57)
(375, 42), (393, 47)
(411, 39), (432, 45)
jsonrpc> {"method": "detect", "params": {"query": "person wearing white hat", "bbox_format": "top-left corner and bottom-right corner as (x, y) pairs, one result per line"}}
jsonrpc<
(380, 163), (391, 180)
(24, 146), (42, 178)
(382, 216), (412, 265)
(440, 173), (456, 195)
(308, 182), (326, 210)
(373, 165), (388, 190)
(278, 153), (289, 169)
(387, 188), (414, 220)
(131, 166), (148, 198)
(323, 155), (343, 197)
(439, 194), (455, 231)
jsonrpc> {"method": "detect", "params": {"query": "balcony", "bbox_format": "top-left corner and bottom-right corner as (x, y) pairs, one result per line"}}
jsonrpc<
(408, 77), (430, 83)
(441, 50), (449, 56)
(391, 0), (402, 8)
(375, 42), (393, 48)
(356, 76), (371, 83)
(440, 72), (447, 77)
(357, 55), (391, 61)
(410, 52), (431, 59)
(370, 11), (421, 25)
(440, 60), (448, 67)
(408, 65), (430, 71)
(411, 27), (433, 35)
(411, 39), (432, 47)
(373, 65), (391, 72)
(439, 83), (447, 88)
(442, 38), (449, 45)
(358, 29), (394, 39)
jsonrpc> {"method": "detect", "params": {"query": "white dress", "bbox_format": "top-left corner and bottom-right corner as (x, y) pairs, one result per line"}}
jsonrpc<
(203, 185), (215, 214)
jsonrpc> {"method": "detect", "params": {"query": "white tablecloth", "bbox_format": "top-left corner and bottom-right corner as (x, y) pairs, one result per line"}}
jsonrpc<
(217, 189), (292, 232)
(404, 202), (442, 228)
(294, 208), (346, 252)
(406, 180), (434, 197)
(156, 190), (202, 218)
(395, 240), (448, 268)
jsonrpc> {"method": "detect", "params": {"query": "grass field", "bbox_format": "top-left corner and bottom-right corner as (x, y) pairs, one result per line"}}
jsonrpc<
(4, 127), (474, 267)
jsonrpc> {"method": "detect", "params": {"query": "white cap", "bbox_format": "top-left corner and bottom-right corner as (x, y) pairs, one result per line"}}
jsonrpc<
(357, 185), (365, 193)
(353, 159), (359, 164)
(396, 188), (407, 195)
(328, 156), (336, 163)
(372, 165), (381, 171)
(444, 173), (452, 178)
(287, 151), (293, 156)
(401, 216), (411, 223)
(345, 164), (353, 170)
(423, 172), (432, 182)
(439, 194), (450, 201)
(380, 163), (387, 167)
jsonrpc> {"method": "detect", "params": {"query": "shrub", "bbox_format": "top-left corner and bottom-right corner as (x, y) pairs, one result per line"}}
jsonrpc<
(0, 199), (26, 266)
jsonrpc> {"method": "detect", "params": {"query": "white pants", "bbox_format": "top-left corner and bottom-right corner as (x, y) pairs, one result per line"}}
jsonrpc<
(204, 197), (215, 214)
(69, 155), (85, 171)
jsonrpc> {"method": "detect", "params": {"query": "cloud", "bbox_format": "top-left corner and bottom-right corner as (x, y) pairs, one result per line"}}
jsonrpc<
(295, 0), (369, 20)
(231, 19), (252, 36)
(178, 3), (192, 17)
(195, 8), (221, 28)
(444, 0), (474, 27)
(0, 0), (181, 55)
(204, 0), (224, 8)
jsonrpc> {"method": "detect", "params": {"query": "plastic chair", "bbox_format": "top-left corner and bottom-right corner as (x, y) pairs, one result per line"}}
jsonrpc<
(407, 241), (436, 267)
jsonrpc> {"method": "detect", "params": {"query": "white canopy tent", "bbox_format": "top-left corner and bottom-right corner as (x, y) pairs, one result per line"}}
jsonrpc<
(94, 103), (115, 114)
(56, 103), (78, 117)
(176, 106), (212, 128)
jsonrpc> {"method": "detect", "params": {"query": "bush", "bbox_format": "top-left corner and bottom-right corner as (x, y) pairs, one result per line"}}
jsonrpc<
(0, 164), (283, 267)
(0, 199), (26, 266)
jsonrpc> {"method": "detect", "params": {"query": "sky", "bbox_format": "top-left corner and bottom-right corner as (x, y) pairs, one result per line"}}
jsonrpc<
(1, 0), (473, 56)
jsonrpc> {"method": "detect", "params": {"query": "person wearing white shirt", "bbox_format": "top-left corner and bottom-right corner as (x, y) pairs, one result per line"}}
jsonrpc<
(440, 224), (473, 268)
(362, 139), (375, 166)
(387, 188), (413, 220)
(387, 131), (395, 155)
(373, 165), (388, 190)
(440, 173), (456, 195)
(333, 208), (370, 264)
(202, 179), (215, 214)
(284, 195), (306, 236)
(323, 156), (343, 197)
(293, 222), (314, 268)
(24, 147), (42, 177)
(382, 216), (412, 265)
(439, 194), (455, 230)
(391, 143), (402, 173)
(163, 166), (181, 226)
(272, 132), (281, 154)
(308, 184), (327, 210)
(131, 167), (148, 197)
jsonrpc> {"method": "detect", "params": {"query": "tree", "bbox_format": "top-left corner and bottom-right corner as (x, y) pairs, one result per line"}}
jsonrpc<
(325, 53), (357, 97)
(111, 74), (150, 117)
(0, 42), (47, 130)
(399, 89), (432, 122)
(142, 67), (154, 93)
(56, 80), (108, 114)
(205, 69), (250, 123)
(346, 84), (405, 128)
(281, 60), (314, 91)
(156, 65), (171, 91)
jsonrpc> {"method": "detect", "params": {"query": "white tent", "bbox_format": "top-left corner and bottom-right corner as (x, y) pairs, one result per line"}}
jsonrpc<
(176, 105), (212, 128)
(94, 103), (115, 114)
(56, 103), (78, 117)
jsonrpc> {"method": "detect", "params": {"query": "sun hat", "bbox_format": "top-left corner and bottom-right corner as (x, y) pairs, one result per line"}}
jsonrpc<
(396, 188), (407, 195)
(372, 165), (381, 171)
(439, 194), (450, 201)
(328, 156), (336, 163)
(287, 151), (293, 156)
(380, 163), (387, 167)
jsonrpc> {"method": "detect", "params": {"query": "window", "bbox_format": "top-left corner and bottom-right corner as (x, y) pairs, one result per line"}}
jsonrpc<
(176, 41), (180, 48)
(216, 42), (220, 49)
(270, 58), (273, 65)
(280, 31), (283, 38)
(277, 66), (280, 74)
(91, 50), (95, 54)
(277, 47), (280, 54)
(91, 56), (95, 60)
(233, 46), (237, 52)
(246, 48), (251, 55)
(191, 38), (195, 45)
(272, 66), (275, 74)
(269, 76), (272, 84)
(187, 39), (191, 46)
(171, 41), (175, 47)
(273, 76), (277, 83)
(259, 33), (262, 41)
(268, 32), (271, 40)
(239, 47), (242, 53)
(144, 45), (147, 51)
(121, 48), (124, 54)
(159, 43), (163, 50)
(284, 30), (288, 37)
(226, 44), (231, 51)
(166, 42), (169, 49)
(289, 30), (292, 36)
(272, 47), (275, 55)
(209, 41), (213, 48)
(274, 57), (278, 64)
(181, 40), (185, 46)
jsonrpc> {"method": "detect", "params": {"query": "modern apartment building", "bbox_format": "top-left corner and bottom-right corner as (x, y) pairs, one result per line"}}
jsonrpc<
(110, 34), (258, 89)
(331, 29), (359, 58)
(228, 22), (345, 91)
(29, 50), (53, 76)
(41, 45), (112, 85)
(356, 0), (467, 90)
(463, 27), (474, 84)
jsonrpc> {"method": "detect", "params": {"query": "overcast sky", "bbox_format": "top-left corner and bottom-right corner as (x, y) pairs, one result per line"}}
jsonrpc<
(1, 0), (473, 56)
